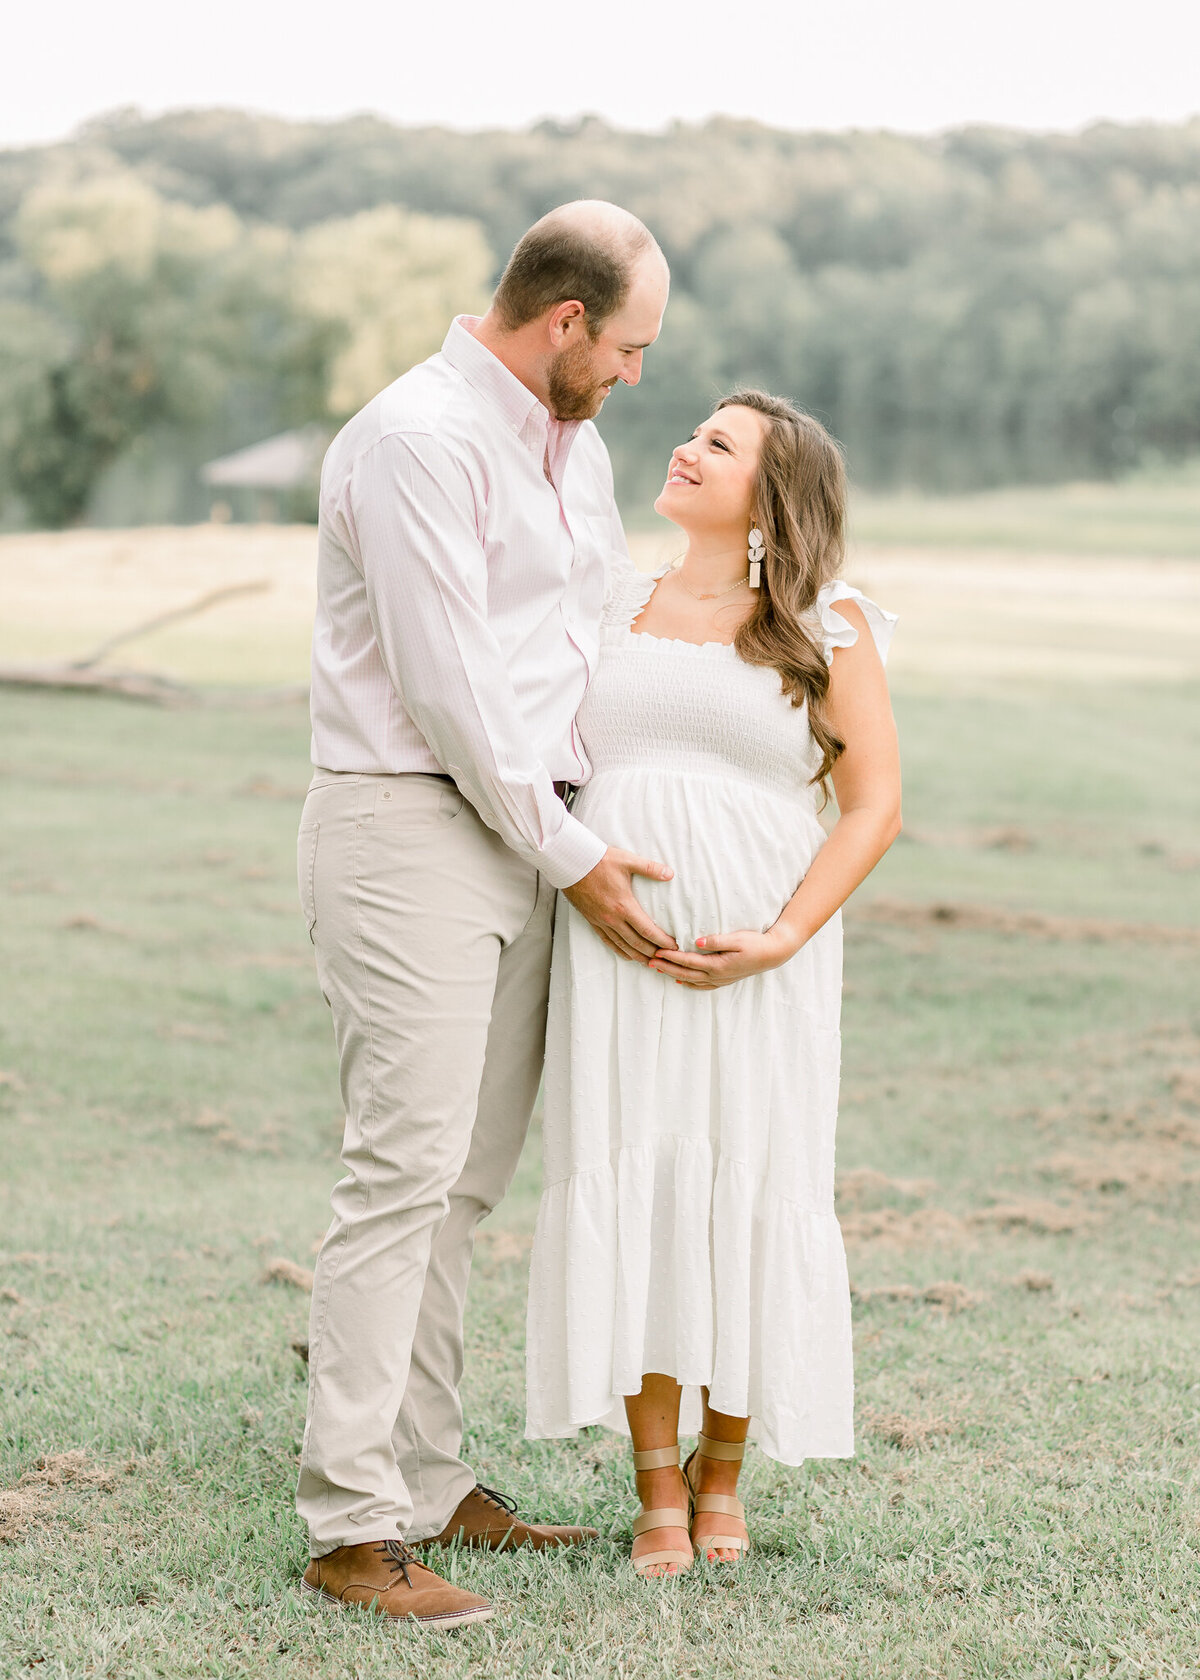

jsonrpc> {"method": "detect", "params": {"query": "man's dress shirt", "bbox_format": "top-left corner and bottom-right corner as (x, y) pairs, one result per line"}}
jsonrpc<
(309, 315), (632, 888)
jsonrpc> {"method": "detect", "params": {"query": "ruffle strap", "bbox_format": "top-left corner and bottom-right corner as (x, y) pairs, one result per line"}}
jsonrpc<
(813, 581), (897, 667)
(602, 558), (670, 628)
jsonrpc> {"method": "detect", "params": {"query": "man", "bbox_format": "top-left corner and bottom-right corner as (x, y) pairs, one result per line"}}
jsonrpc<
(297, 201), (674, 1629)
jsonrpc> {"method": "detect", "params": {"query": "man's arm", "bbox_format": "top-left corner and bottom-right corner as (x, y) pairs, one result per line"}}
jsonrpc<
(556, 459), (682, 960)
(351, 429), (604, 888)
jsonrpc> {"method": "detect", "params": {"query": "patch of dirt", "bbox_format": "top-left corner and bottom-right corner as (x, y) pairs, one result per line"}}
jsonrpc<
(852, 1280), (981, 1312)
(1041, 1142), (1200, 1195)
(920, 1281), (982, 1313)
(853, 897), (1200, 947)
(192, 1108), (241, 1147)
(838, 1207), (968, 1247)
(239, 776), (309, 802)
(903, 825), (1036, 852)
(836, 1168), (937, 1207)
(1169, 1067), (1200, 1107)
(475, 1229), (533, 1273)
(191, 1108), (281, 1155)
(841, 1170), (1089, 1247)
(970, 1199), (1093, 1234)
(262, 1258), (314, 1291)
(0, 1452), (120, 1543)
(1010, 1270), (1055, 1292)
(861, 1408), (954, 1450)
(60, 913), (129, 936)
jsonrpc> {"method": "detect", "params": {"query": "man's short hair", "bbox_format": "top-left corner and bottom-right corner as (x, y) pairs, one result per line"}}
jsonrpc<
(492, 218), (655, 339)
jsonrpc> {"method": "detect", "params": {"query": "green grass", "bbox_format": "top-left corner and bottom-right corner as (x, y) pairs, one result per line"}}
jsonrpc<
(2, 679), (1199, 1679)
(849, 472), (1200, 558)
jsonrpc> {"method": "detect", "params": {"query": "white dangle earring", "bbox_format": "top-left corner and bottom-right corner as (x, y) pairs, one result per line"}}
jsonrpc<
(748, 524), (765, 589)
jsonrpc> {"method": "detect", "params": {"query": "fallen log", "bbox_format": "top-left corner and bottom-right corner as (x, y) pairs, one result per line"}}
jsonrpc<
(0, 663), (197, 705)
(70, 580), (269, 670)
(0, 578), (281, 706)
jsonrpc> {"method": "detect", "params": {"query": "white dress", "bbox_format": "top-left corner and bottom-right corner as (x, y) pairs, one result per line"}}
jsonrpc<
(525, 569), (897, 1465)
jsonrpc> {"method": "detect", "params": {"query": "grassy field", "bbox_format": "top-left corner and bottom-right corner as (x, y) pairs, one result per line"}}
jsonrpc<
(1, 539), (1199, 1678)
(848, 471), (1200, 559)
(2, 522), (1199, 695)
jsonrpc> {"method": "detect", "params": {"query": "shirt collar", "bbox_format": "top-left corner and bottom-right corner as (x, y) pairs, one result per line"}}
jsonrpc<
(441, 315), (582, 465)
(442, 316), (545, 433)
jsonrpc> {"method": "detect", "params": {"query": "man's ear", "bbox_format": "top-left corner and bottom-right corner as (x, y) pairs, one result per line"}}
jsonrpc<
(547, 300), (587, 348)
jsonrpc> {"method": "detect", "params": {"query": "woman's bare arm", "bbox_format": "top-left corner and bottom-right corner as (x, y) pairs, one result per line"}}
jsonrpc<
(650, 599), (901, 988)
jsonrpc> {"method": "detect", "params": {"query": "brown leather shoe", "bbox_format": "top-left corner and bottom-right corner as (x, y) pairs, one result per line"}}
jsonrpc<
(301, 1538), (493, 1629)
(423, 1483), (599, 1552)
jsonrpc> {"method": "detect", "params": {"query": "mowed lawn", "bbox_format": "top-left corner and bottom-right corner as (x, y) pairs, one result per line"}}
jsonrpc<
(2, 593), (1199, 1675)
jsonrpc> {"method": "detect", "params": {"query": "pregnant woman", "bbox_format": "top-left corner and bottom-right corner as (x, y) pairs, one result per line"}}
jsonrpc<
(525, 390), (902, 1578)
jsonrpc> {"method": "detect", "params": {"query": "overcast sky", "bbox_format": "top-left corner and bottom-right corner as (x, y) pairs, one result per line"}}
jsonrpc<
(3, 0), (1197, 147)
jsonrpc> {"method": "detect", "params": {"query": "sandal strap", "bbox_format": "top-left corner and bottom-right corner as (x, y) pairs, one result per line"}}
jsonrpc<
(632, 1506), (691, 1538)
(692, 1492), (745, 1519)
(634, 1547), (693, 1573)
(632, 1444), (680, 1472)
(696, 1432), (746, 1462)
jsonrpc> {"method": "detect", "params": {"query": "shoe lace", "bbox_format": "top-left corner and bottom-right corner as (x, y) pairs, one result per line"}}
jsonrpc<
(475, 1483), (519, 1517)
(373, 1538), (419, 1588)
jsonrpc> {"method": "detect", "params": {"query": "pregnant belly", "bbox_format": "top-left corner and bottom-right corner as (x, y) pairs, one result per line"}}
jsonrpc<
(574, 766), (826, 950)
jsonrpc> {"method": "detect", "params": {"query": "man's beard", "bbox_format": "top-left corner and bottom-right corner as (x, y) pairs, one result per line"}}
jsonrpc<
(547, 338), (610, 421)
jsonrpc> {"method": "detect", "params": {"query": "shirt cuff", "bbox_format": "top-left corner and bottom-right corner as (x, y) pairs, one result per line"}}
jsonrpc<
(537, 809), (607, 889)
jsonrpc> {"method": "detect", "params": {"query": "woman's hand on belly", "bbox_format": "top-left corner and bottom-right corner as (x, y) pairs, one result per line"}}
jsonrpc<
(648, 922), (802, 989)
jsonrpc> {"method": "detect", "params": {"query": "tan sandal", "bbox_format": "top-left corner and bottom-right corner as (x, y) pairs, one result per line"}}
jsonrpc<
(630, 1444), (694, 1579)
(683, 1432), (750, 1564)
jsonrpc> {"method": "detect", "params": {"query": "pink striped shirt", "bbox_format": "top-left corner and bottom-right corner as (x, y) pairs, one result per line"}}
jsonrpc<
(309, 315), (628, 888)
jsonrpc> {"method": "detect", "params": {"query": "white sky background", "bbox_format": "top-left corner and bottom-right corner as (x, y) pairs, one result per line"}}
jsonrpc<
(2, 0), (1198, 147)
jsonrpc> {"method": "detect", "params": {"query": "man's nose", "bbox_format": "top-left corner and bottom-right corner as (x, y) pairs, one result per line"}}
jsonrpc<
(620, 351), (644, 387)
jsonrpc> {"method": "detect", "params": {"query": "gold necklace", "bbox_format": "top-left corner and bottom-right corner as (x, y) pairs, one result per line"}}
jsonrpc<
(675, 570), (750, 602)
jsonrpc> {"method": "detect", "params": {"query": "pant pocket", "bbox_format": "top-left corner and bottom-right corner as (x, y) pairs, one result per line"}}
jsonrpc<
(298, 820), (320, 942)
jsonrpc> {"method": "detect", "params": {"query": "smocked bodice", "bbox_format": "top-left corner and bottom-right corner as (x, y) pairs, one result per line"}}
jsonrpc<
(579, 630), (822, 799)
(576, 569), (897, 802)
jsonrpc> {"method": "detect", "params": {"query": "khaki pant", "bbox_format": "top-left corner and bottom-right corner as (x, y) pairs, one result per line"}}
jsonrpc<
(295, 771), (553, 1555)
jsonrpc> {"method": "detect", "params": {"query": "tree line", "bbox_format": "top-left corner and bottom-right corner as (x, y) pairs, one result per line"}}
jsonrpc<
(1, 107), (1198, 527)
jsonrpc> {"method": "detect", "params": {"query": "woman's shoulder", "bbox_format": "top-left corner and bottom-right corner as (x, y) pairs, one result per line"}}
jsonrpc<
(808, 581), (897, 667)
(602, 558), (672, 628)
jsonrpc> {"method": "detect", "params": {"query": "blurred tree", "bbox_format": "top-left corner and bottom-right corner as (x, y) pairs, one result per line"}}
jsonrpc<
(0, 168), (321, 526)
(6, 111), (1200, 522)
(293, 204), (493, 416)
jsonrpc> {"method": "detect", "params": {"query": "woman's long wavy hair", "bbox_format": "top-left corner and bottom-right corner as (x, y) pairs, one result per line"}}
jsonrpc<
(716, 389), (848, 786)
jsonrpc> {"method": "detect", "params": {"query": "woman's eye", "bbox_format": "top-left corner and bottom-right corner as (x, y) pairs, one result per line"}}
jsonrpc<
(711, 439), (729, 451)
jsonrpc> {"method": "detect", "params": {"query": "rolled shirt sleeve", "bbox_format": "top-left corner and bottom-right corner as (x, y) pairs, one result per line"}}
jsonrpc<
(351, 431), (607, 889)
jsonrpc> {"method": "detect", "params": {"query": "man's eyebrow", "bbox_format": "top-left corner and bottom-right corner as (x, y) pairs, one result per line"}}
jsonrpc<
(620, 340), (654, 351)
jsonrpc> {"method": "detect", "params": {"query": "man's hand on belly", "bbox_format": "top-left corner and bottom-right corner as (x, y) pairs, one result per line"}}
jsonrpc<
(562, 848), (678, 964)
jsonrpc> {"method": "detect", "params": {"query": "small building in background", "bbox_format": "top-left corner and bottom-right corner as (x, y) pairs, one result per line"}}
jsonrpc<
(201, 425), (329, 523)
